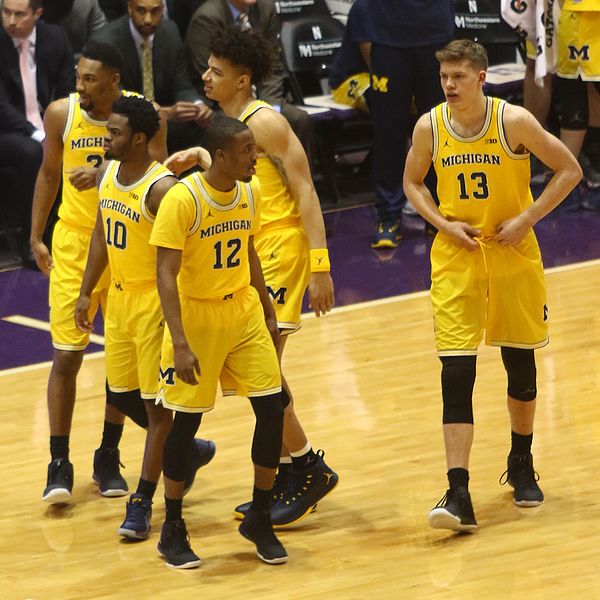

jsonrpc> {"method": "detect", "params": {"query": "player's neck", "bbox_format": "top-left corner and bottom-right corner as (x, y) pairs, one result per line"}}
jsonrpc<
(220, 91), (254, 120)
(202, 169), (237, 195)
(116, 152), (154, 186)
(448, 93), (488, 137)
(87, 90), (122, 121)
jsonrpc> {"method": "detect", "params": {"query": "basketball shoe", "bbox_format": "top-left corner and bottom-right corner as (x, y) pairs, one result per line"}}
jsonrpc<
(239, 509), (288, 564)
(233, 468), (295, 520)
(42, 458), (74, 503)
(371, 220), (401, 249)
(428, 486), (478, 532)
(118, 493), (152, 540)
(183, 438), (216, 496)
(500, 454), (544, 507)
(157, 519), (201, 569)
(93, 447), (128, 497)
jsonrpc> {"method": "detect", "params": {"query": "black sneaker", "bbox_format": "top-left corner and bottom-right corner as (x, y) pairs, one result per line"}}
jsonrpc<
(118, 493), (152, 540)
(183, 439), (216, 497)
(239, 509), (288, 565)
(233, 469), (295, 521)
(500, 454), (544, 507)
(428, 487), (478, 532)
(270, 449), (338, 527)
(42, 458), (74, 504)
(157, 519), (201, 569)
(93, 448), (128, 497)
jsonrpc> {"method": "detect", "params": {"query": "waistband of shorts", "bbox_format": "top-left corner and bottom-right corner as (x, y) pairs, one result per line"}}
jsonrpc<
(58, 218), (94, 236)
(181, 285), (250, 303)
(256, 216), (302, 237)
(110, 279), (157, 292)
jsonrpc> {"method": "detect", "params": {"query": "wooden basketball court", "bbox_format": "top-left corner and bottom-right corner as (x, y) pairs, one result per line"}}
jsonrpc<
(2, 260), (599, 599)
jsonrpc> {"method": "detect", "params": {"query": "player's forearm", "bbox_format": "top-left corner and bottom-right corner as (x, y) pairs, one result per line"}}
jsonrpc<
(30, 168), (61, 242)
(297, 187), (328, 249)
(80, 227), (108, 297)
(249, 245), (276, 321)
(157, 269), (187, 348)
(405, 181), (449, 233)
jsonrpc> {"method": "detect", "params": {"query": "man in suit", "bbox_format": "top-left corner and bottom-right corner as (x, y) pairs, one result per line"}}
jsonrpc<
(0, 0), (74, 263)
(92, 0), (212, 152)
(185, 0), (315, 161)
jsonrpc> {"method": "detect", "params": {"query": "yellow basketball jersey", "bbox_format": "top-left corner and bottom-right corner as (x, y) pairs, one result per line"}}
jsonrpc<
(431, 96), (533, 237)
(98, 160), (173, 289)
(59, 93), (107, 232)
(563, 0), (600, 11)
(238, 100), (301, 230)
(150, 172), (261, 300)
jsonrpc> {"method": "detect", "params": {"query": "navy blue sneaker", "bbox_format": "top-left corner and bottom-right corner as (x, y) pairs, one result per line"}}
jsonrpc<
(233, 469), (296, 521)
(371, 220), (401, 249)
(42, 458), (74, 504)
(118, 493), (152, 539)
(93, 448), (128, 497)
(183, 439), (216, 496)
(239, 509), (288, 564)
(158, 519), (201, 569)
(270, 450), (338, 527)
(500, 454), (544, 507)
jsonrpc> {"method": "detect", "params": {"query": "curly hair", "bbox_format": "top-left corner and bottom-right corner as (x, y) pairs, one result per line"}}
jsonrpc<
(209, 26), (273, 85)
(111, 95), (160, 140)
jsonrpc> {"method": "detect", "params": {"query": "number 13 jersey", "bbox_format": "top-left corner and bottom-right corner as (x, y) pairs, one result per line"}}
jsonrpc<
(431, 96), (533, 237)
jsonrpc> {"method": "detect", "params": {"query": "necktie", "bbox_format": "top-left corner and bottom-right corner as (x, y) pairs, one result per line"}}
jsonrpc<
(18, 40), (44, 131)
(238, 11), (251, 30)
(141, 39), (155, 101)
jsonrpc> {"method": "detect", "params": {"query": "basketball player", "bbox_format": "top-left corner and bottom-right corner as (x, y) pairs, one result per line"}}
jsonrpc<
(165, 27), (338, 528)
(403, 39), (582, 531)
(150, 116), (287, 567)
(29, 41), (168, 504)
(74, 96), (215, 540)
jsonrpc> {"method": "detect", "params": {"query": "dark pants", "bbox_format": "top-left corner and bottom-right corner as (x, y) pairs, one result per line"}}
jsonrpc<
(0, 133), (43, 245)
(369, 42), (447, 223)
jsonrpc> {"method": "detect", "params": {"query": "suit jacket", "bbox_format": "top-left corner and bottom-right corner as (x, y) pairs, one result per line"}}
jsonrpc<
(0, 21), (75, 136)
(185, 0), (286, 105)
(61, 0), (108, 56)
(91, 16), (198, 106)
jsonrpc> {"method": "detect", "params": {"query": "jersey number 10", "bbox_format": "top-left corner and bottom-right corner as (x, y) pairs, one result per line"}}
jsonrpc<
(106, 218), (127, 249)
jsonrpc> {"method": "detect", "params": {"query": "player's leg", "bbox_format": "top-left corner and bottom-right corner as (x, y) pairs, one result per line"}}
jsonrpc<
(500, 347), (544, 507)
(158, 411), (203, 569)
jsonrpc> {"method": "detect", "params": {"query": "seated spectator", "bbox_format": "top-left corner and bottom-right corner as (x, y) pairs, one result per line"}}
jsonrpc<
(0, 0), (74, 264)
(185, 0), (316, 162)
(42, 0), (107, 58)
(92, 0), (212, 152)
(328, 0), (371, 112)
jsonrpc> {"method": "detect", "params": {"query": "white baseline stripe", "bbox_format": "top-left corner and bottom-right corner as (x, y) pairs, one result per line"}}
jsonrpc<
(1, 258), (599, 376)
(2, 315), (106, 346)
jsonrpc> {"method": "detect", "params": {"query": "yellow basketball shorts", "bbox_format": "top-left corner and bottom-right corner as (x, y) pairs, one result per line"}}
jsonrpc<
(430, 233), (549, 355)
(156, 286), (282, 413)
(49, 220), (110, 350)
(104, 284), (164, 399)
(254, 225), (310, 334)
(557, 10), (600, 80)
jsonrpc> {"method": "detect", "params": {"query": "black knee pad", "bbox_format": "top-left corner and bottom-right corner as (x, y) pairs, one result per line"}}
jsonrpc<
(105, 383), (149, 429)
(163, 412), (202, 481)
(558, 77), (588, 130)
(250, 393), (284, 469)
(440, 355), (477, 424)
(501, 347), (537, 401)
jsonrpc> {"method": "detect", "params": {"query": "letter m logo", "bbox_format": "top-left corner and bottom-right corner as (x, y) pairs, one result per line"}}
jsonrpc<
(159, 366), (176, 386)
(267, 286), (287, 305)
(568, 45), (590, 61)
(298, 44), (312, 58)
(371, 75), (389, 93)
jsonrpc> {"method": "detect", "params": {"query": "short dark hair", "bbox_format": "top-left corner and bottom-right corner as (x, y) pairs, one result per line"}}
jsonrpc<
(209, 26), (273, 85)
(203, 115), (250, 159)
(30, 0), (44, 10)
(111, 95), (160, 140)
(435, 39), (488, 71)
(81, 40), (123, 73)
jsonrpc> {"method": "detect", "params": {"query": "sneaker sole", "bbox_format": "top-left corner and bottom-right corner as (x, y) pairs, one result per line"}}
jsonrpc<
(428, 508), (478, 532)
(513, 498), (544, 507)
(93, 476), (129, 497)
(42, 488), (72, 504)
(158, 548), (201, 569)
(232, 503), (318, 522)
(118, 526), (150, 540)
(273, 477), (339, 528)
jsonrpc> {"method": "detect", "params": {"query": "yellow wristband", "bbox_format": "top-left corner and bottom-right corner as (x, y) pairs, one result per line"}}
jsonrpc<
(310, 248), (330, 273)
